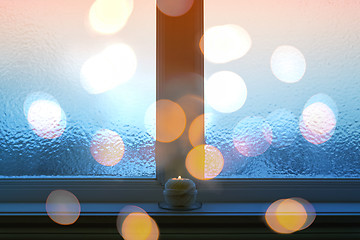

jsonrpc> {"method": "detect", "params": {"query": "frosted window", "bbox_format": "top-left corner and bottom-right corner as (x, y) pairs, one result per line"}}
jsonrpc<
(204, 0), (360, 178)
(0, 0), (156, 178)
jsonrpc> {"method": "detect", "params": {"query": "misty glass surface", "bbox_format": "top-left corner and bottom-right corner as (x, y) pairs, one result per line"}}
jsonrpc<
(0, 0), (156, 178)
(204, 0), (360, 178)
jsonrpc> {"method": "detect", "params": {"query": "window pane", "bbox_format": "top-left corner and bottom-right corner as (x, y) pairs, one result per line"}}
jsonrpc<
(204, 0), (360, 178)
(0, 0), (156, 178)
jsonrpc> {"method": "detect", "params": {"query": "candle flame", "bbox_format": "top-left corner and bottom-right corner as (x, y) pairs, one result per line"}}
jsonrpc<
(178, 176), (181, 179)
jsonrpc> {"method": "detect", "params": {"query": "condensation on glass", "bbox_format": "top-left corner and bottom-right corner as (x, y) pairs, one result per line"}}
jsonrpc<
(0, 0), (156, 178)
(204, 0), (360, 178)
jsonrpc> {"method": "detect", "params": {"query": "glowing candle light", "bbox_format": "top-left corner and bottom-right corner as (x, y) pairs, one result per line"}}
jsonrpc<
(165, 176), (195, 190)
(163, 176), (197, 207)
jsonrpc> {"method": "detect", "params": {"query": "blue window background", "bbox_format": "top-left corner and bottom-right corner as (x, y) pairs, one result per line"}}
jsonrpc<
(204, 0), (360, 178)
(0, 0), (156, 178)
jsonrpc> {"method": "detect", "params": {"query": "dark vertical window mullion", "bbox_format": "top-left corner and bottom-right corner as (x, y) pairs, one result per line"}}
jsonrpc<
(156, 1), (204, 185)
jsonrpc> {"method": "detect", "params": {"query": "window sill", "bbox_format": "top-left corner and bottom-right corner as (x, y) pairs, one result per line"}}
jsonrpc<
(1, 202), (360, 216)
(0, 202), (360, 239)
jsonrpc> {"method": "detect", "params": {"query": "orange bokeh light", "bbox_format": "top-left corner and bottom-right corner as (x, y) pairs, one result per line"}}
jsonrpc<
(185, 144), (224, 180)
(265, 198), (308, 234)
(199, 34), (204, 55)
(117, 205), (159, 240)
(122, 212), (152, 240)
(188, 114), (204, 147)
(156, 99), (186, 143)
(276, 199), (307, 232)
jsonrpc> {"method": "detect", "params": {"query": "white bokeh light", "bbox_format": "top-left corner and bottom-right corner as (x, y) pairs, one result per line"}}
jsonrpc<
(89, 0), (134, 34)
(300, 94), (337, 145)
(300, 102), (336, 145)
(302, 102), (336, 135)
(25, 92), (66, 139)
(81, 43), (137, 94)
(205, 71), (247, 113)
(271, 45), (306, 83)
(203, 24), (252, 64)
(46, 190), (81, 225)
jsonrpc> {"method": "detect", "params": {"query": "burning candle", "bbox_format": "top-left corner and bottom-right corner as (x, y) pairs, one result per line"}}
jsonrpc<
(165, 176), (196, 190)
(163, 176), (197, 207)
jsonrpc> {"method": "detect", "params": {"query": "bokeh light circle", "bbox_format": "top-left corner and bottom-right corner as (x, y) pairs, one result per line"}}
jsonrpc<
(300, 102), (336, 145)
(265, 198), (308, 234)
(271, 45), (306, 83)
(276, 198), (307, 232)
(185, 144), (224, 180)
(157, 0), (194, 17)
(24, 92), (66, 139)
(89, 0), (134, 34)
(188, 114), (205, 147)
(233, 116), (272, 157)
(266, 109), (297, 148)
(304, 93), (338, 119)
(302, 102), (336, 135)
(46, 190), (81, 225)
(90, 129), (125, 166)
(205, 71), (247, 113)
(265, 199), (293, 234)
(201, 24), (252, 64)
(144, 99), (186, 143)
(80, 43), (137, 94)
(291, 198), (316, 231)
(122, 212), (152, 240)
(117, 205), (159, 240)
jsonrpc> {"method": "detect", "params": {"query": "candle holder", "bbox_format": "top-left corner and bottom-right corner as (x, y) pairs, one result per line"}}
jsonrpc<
(159, 176), (202, 210)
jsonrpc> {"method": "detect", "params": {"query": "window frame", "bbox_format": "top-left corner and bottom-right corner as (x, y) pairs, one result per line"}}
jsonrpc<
(194, 0), (360, 204)
(0, 0), (360, 205)
(156, 0), (360, 204)
(156, 0), (204, 185)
